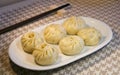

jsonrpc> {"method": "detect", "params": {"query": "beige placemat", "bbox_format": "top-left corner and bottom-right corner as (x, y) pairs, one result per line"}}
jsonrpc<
(0, 0), (120, 75)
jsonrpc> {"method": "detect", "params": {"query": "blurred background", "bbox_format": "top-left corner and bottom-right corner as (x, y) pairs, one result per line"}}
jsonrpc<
(0, 0), (23, 7)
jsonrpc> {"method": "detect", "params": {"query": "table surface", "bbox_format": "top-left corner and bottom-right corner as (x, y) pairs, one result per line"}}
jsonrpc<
(0, 0), (120, 75)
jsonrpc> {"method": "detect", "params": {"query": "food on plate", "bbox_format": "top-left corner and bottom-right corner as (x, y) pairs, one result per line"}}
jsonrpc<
(21, 31), (43, 53)
(77, 27), (101, 46)
(59, 35), (84, 55)
(44, 24), (66, 44)
(63, 16), (86, 35)
(14, 16), (104, 68)
(32, 43), (58, 65)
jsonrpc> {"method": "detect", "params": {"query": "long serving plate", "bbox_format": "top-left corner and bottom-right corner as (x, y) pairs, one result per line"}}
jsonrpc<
(8, 16), (113, 70)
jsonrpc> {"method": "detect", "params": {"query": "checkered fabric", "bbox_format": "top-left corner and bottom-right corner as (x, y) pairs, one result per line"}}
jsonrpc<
(0, 0), (120, 75)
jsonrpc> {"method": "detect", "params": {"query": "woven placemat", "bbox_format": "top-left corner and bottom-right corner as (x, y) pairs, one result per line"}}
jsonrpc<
(0, 0), (120, 75)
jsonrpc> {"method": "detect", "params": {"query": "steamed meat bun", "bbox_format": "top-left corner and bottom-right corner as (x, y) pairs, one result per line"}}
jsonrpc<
(32, 43), (58, 65)
(77, 27), (101, 46)
(21, 31), (43, 53)
(59, 35), (84, 55)
(44, 24), (66, 44)
(63, 16), (86, 35)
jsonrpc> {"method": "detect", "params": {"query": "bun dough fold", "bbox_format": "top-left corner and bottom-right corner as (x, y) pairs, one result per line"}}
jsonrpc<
(59, 35), (84, 55)
(44, 24), (66, 44)
(32, 43), (58, 65)
(21, 31), (43, 53)
(77, 27), (101, 46)
(63, 16), (86, 35)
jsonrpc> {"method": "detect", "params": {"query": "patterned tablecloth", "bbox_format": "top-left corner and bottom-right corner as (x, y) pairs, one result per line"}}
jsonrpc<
(0, 0), (120, 75)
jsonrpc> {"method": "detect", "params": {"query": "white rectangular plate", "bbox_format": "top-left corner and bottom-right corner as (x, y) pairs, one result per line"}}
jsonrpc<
(8, 16), (112, 70)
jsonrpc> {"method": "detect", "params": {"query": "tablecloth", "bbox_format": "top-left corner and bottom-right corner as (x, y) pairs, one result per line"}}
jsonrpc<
(0, 0), (120, 75)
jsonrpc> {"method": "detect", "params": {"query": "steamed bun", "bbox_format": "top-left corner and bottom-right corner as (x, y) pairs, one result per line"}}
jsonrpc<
(77, 27), (101, 46)
(32, 43), (58, 65)
(59, 35), (84, 55)
(21, 31), (43, 53)
(44, 24), (66, 44)
(63, 16), (86, 35)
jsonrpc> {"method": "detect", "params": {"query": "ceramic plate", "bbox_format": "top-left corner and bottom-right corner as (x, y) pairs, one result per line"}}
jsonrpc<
(8, 17), (112, 70)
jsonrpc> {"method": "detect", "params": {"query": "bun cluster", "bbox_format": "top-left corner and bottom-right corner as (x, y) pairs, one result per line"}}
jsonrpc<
(21, 16), (101, 66)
